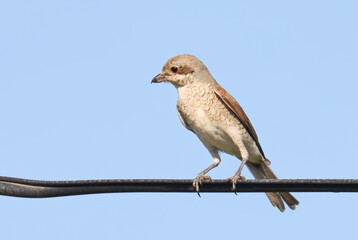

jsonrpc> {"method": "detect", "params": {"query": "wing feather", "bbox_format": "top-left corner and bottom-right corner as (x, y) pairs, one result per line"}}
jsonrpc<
(213, 84), (266, 157)
(176, 107), (194, 132)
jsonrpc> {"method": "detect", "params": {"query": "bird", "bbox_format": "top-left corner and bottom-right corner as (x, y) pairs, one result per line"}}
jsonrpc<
(151, 54), (299, 211)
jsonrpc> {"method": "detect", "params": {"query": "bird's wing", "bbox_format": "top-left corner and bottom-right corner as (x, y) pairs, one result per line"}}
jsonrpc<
(176, 107), (194, 132)
(213, 84), (266, 157)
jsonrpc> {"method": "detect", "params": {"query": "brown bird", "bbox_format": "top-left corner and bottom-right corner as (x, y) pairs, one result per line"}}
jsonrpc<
(152, 54), (299, 211)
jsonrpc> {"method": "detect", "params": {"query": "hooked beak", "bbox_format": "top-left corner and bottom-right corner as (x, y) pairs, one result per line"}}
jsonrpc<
(151, 73), (167, 84)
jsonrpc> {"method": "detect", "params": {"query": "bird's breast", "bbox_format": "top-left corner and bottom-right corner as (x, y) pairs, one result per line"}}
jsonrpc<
(176, 84), (241, 155)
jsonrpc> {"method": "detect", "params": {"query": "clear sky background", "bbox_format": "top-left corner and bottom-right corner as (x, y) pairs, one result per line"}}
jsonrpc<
(1, 1), (358, 239)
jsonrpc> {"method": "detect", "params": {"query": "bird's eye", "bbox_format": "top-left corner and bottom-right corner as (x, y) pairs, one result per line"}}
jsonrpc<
(171, 66), (178, 73)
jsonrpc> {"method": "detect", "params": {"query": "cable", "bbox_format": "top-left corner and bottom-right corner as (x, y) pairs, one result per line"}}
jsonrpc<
(0, 176), (357, 198)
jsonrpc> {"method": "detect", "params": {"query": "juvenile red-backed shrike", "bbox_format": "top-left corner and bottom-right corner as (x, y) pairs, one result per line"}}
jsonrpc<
(152, 54), (299, 211)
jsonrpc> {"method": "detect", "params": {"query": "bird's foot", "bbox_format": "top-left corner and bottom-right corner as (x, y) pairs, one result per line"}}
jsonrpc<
(193, 173), (212, 193)
(227, 175), (246, 191)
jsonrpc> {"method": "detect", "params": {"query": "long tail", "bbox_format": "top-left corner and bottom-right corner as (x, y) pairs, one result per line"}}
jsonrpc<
(246, 160), (299, 212)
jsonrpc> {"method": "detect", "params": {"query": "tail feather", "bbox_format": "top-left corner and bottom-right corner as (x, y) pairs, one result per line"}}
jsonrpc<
(246, 160), (299, 212)
(265, 192), (285, 212)
(280, 192), (299, 210)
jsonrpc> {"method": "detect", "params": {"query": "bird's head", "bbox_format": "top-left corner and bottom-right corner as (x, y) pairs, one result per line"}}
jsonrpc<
(151, 54), (216, 87)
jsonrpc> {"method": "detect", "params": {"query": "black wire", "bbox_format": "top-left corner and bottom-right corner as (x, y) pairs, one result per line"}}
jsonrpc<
(1, 176), (358, 198)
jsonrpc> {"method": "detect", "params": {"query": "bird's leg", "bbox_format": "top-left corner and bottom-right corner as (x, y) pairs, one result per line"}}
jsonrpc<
(193, 144), (221, 193)
(228, 140), (249, 190)
(229, 159), (248, 190)
(193, 160), (218, 192)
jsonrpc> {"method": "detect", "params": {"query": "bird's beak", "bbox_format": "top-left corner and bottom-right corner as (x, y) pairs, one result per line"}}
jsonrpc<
(151, 73), (167, 84)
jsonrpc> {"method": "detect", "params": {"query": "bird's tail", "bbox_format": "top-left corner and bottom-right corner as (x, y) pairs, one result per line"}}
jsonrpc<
(246, 160), (299, 212)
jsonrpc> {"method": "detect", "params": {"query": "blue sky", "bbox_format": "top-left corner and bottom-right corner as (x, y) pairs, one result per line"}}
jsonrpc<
(1, 1), (358, 239)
